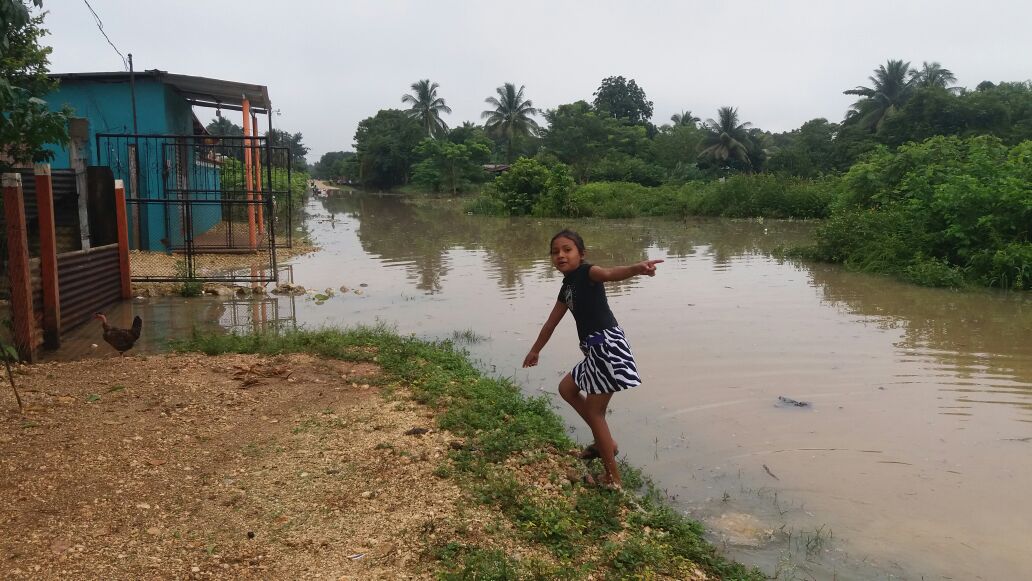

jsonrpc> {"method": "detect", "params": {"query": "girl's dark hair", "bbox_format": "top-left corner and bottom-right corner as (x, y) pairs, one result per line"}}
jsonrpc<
(550, 229), (585, 253)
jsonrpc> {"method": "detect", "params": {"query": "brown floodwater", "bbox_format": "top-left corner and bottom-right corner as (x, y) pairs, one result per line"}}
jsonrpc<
(59, 194), (1032, 579)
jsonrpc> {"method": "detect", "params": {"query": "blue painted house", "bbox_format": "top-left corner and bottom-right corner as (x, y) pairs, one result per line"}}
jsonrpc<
(45, 71), (272, 253)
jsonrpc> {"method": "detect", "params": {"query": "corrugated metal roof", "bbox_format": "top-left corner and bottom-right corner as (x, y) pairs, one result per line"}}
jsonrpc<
(49, 70), (271, 110)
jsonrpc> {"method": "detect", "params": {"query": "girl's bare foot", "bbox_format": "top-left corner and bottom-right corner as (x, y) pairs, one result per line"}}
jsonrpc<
(578, 442), (619, 460)
(596, 473), (623, 491)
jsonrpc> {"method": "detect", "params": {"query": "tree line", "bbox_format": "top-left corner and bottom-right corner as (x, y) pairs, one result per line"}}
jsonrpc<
(205, 117), (310, 171)
(314, 62), (1032, 193)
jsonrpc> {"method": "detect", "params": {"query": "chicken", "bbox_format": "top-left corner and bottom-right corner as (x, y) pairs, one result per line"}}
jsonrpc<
(95, 313), (143, 356)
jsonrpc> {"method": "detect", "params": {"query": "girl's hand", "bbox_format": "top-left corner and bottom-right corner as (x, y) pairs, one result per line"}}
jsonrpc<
(523, 351), (539, 368)
(637, 259), (664, 277)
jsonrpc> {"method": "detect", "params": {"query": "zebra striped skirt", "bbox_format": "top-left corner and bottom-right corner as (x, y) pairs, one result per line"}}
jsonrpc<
(572, 326), (642, 395)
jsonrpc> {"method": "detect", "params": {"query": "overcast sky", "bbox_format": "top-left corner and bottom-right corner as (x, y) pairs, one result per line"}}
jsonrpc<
(42, 0), (1032, 162)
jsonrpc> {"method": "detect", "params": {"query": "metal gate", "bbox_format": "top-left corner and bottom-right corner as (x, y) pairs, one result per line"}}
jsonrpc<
(95, 133), (294, 283)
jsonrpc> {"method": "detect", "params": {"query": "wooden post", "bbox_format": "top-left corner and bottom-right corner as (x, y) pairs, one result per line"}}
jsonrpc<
(2, 173), (37, 362)
(242, 98), (257, 251)
(127, 143), (141, 250)
(252, 112), (265, 236)
(114, 179), (132, 299)
(68, 118), (91, 250)
(34, 164), (60, 349)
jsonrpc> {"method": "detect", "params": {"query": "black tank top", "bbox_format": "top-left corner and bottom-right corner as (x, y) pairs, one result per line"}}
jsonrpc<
(558, 262), (619, 341)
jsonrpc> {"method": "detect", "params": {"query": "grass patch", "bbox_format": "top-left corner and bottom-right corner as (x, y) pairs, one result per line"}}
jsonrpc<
(173, 326), (762, 580)
(450, 328), (488, 344)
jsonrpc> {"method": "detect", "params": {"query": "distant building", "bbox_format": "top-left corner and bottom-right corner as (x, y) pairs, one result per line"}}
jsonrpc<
(482, 163), (511, 175)
(43, 71), (273, 252)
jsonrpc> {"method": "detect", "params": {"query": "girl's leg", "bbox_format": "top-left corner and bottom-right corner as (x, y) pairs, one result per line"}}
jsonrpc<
(558, 373), (592, 424)
(582, 392), (620, 486)
(559, 375), (621, 485)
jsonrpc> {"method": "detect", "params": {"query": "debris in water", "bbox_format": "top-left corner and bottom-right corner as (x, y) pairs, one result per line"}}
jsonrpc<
(762, 464), (780, 480)
(777, 396), (810, 408)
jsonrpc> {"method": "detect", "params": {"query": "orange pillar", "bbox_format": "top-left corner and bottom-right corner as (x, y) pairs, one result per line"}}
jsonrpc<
(242, 97), (257, 251)
(2, 173), (37, 362)
(114, 180), (132, 299)
(34, 164), (60, 349)
(252, 112), (265, 236)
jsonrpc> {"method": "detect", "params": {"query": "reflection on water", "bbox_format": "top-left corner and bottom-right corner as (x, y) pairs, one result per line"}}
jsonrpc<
(808, 265), (1032, 422)
(48, 294), (298, 361)
(320, 194), (815, 297)
(48, 193), (1032, 580)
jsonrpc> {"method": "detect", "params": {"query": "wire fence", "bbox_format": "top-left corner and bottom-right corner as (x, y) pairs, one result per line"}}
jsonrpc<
(95, 134), (294, 282)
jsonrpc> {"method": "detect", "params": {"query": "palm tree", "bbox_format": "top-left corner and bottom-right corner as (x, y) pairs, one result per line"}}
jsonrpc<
(699, 106), (753, 169)
(670, 110), (700, 127)
(910, 61), (959, 91)
(401, 79), (452, 138)
(481, 83), (540, 162)
(843, 60), (915, 130)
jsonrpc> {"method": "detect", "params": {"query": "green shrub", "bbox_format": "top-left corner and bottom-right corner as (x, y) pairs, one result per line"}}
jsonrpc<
(977, 243), (1032, 290)
(174, 260), (203, 297)
(686, 174), (835, 219)
(809, 135), (1032, 289)
(808, 206), (922, 273)
(903, 257), (967, 288)
(462, 194), (506, 216)
(588, 154), (665, 186)
(568, 182), (649, 218)
(467, 158), (574, 216)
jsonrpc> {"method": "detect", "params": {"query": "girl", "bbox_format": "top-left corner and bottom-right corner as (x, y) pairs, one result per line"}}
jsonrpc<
(523, 229), (662, 488)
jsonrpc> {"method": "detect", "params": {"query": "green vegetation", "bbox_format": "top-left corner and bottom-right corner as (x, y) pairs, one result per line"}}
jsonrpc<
(310, 150), (356, 182)
(218, 157), (310, 202)
(329, 64), (1032, 192)
(541, 100), (655, 184)
(471, 171), (834, 220)
(0, 0), (69, 171)
(592, 75), (654, 126)
(218, 157), (309, 237)
(318, 63), (1032, 291)
(803, 136), (1032, 289)
(402, 79), (452, 138)
(205, 120), (310, 172)
(265, 128), (310, 171)
(411, 135), (492, 194)
(173, 326), (763, 580)
(353, 109), (425, 190)
(482, 82), (540, 162)
(475, 157), (575, 216)
(844, 59), (917, 131)
(698, 106), (758, 172)
(174, 260), (202, 297)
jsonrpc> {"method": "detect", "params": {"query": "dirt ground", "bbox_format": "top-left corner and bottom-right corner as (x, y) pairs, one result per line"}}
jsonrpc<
(0, 353), (519, 580)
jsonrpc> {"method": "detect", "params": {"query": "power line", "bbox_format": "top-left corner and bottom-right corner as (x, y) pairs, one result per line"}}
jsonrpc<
(83, 0), (128, 71)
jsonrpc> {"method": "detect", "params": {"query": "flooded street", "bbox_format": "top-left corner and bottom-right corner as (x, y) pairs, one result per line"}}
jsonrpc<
(68, 193), (1032, 579)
